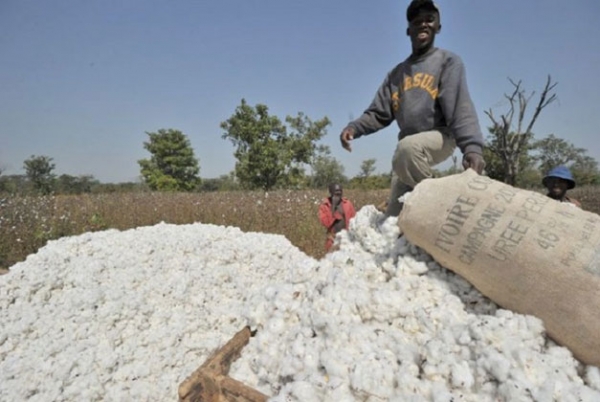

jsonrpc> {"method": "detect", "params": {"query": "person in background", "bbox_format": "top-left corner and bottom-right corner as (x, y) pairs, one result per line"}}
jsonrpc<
(318, 183), (357, 252)
(339, 0), (485, 217)
(542, 166), (581, 208)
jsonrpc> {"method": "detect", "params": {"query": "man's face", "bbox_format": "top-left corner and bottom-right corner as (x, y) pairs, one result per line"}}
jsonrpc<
(330, 185), (343, 198)
(407, 10), (441, 51)
(546, 177), (569, 199)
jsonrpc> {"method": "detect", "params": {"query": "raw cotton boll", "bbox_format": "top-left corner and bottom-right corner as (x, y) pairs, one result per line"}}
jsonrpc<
(400, 255), (429, 275)
(319, 354), (348, 380)
(398, 191), (412, 204)
(529, 380), (556, 402)
(546, 343), (580, 364)
(348, 353), (396, 399)
(278, 354), (304, 379)
(455, 328), (473, 346)
(287, 259), (320, 284)
(371, 289), (408, 322)
(262, 285), (279, 301)
(427, 267), (498, 316)
(395, 235), (411, 255)
(551, 381), (585, 402)
(347, 328), (377, 356)
(483, 350), (512, 382)
(303, 351), (318, 371)
(423, 357), (451, 382)
(323, 250), (363, 274)
(435, 328), (460, 354)
(378, 214), (401, 239)
(272, 381), (320, 401)
(394, 369), (422, 395)
(344, 207), (398, 256)
(587, 367), (600, 391)
(378, 258), (398, 278)
(291, 334), (307, 357)
(400, 314), (421, 335)
(244, 297), (274, 329)
(326, 381), (355, 400)
(431, 384), (458, 402)
(577, 387), (600, 402)
(266, 316), (287, 335)
(350, 258), (391, 284)
(351, 289), (375, 322)
(342, 210), (399, 263)
(450, 360), (475, 389)
(496, 376), (537, 401)
(313, 258), (335, 280)
(272, 284), (300, 310)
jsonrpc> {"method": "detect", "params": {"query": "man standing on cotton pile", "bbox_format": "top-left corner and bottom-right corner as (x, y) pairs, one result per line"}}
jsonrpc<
(340, 0), (486, 216)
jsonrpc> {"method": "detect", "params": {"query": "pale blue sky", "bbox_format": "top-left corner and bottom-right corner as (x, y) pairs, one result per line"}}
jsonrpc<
(1, 0), (599, 183)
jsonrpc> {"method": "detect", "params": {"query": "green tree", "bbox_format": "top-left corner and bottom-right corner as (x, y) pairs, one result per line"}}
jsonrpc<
(349, 158), (378, 189)
(515, 168), (543, 189)
(199, 173), (241, 192)
(570, 155), (600, 186)
(0, 174), (27, 194)
(359, 158), (377, 178)
(483, 135), (535, 185)
(138, 129), (200, 191)
(310, 154), (347, 188)
(347, 159), (391, 189)
(532, 134), (586, 175)
(348, 173), (391, 190)
(24, 155), (56, 195)
(56, 174), (99, 194)
(485, 76), (557, 185)
(530, 134), (599, 186)
(221, 99), (330, 190)
(92, 182), (149, 194)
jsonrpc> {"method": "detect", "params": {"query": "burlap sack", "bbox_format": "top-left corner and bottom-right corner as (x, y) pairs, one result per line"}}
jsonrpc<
(398, 169), (600, 367)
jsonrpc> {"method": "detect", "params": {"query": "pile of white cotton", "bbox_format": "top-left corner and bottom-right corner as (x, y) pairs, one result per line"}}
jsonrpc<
(1, 207), (599, 401)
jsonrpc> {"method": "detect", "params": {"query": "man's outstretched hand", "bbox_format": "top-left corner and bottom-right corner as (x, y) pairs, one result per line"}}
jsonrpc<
(340, 127), (355, 152)
(462, 152), (485, 174)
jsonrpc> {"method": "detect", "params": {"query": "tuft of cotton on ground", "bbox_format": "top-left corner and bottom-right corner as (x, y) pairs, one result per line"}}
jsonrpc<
(1, 209), (599, 401)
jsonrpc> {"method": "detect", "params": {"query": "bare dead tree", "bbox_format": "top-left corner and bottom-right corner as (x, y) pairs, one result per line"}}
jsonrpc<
(485, 75), (558, 185)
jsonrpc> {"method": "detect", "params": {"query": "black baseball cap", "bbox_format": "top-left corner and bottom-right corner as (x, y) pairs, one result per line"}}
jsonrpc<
(406, 0), (440, 22)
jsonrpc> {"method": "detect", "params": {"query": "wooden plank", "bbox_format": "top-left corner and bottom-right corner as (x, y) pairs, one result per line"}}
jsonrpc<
(178, 327), (268, 402)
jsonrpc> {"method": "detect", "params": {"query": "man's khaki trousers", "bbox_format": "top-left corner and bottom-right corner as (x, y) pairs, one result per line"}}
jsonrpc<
(385, 130), (456, 217)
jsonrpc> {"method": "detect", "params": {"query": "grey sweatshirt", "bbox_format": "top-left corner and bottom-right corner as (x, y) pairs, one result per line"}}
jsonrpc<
(348, 47), (484, 155)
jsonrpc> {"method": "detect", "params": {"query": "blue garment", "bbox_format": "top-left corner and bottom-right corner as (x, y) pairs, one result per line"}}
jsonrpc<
(543, 166), (575, 189)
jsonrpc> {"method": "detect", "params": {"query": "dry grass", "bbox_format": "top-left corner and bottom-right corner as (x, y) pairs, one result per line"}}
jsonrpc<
(0, 190), (388, 270)
(2, 186), (598, 273)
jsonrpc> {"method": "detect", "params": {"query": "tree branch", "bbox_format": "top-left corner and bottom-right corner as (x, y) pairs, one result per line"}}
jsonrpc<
(524, 75), (558, 135)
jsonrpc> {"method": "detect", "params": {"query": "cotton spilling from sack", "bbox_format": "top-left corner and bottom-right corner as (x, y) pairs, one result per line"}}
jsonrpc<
(231, 206), (600, 401)
(0, 211), (598, 401)
(399, 170), (600, 367)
